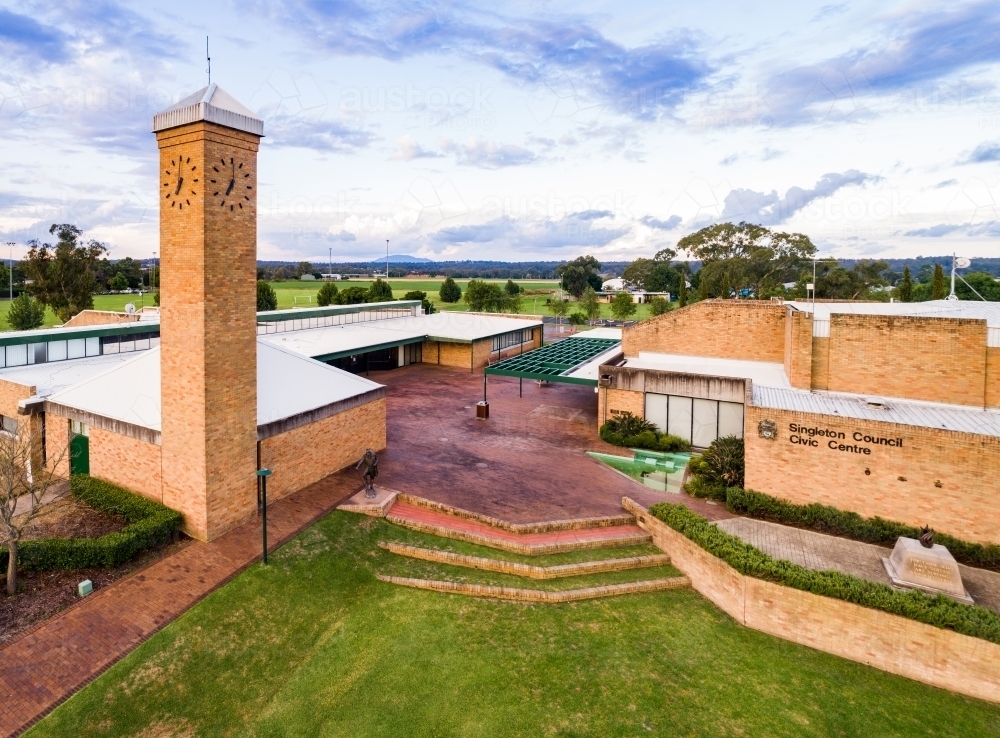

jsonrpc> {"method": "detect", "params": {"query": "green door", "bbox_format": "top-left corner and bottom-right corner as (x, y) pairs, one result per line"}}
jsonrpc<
(69, 433), (90, 475)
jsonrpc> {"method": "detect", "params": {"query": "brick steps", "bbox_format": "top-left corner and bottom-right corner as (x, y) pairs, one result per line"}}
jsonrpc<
(385, 501), (651, 555)
(379, 542), (671, 579)
(376, 575), (690, 603)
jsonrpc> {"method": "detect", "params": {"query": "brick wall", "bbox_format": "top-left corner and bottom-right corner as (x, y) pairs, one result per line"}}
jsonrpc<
(430, 341), (473, 370)
(597, 388), (645, 428)
(624, 497), (1000, 705)
(0, 378), (34, 422)
(88, 426), (163, 504)
(62, 311), (140, 328)
(988, 348), (1000, 408)
(810, 338), (830, 391)
(621, 300), (786, 362)
(745, 403), (1000, 545)
(260, 397), (386, 501)
(783, 309), (813, 389)
(826, 314), (987, 406)
(44, 412), (70, 478)
(157, 121), (261, 542)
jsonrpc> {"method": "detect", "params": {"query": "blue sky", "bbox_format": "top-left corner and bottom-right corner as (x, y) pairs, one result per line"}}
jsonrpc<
(1, 0), (999, 263)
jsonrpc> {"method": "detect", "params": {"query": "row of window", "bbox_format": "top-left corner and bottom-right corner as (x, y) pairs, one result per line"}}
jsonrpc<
(0, 332), (162, 369)
(492, 329), (533, 353)
(256, 307), (416, 335)
(643, 393), (745, 448)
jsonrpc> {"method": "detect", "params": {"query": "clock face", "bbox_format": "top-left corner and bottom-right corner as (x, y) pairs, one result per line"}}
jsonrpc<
(162, 156), (199, 210)
(209, 156), (252, 212)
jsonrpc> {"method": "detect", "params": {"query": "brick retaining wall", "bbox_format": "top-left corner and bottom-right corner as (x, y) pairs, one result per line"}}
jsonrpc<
(623, 497), (1000, 705)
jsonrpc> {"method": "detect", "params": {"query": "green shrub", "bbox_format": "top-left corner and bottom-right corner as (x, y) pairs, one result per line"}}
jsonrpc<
(698, 435), (744, 488)
(256, 280), (278, 311)
(7, 292), (46, 330)
(599, 413), (691, 453)
(648, 502), (1000, 644)
(0, 475), (183, 571)
(725, 487), (1000, 571)
(316, 281), (339, 306)
(366, 278), (394, 303)
(439, 277), (461, 303)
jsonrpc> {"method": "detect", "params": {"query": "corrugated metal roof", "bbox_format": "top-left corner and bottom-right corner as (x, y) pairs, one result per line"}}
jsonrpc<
(152, 84), (264, 136)
(0, 353), (144, 397)
(752, 385), (1000, 437)
(46, 341), (384, 431)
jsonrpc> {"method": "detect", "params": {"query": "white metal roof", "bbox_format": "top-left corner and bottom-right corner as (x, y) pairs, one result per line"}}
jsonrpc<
(260, 311), (542, 359)
(565, 344), (626, 382)
(624, 352), (790, 389)
(0, 353), (145, 398)
(46, 341), (383, 431)
(568, 327), (623, 340)
(152, 84), (263, 136)
(788, 299), (1000, 328)
(752, 385), (1000, 437)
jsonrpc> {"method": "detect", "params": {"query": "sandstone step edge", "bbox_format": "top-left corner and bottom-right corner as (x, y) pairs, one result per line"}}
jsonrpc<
(396, 493), (636, 533)
(385, 515), (652, 556)
(379, 542), (671, 579)
(377, 575), (690, 602)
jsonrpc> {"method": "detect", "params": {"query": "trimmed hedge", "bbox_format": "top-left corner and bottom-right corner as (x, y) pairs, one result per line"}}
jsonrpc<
(648, 502), (1000, 645)
(725, 487), (1000, 572)
(1, 475), (183, 571)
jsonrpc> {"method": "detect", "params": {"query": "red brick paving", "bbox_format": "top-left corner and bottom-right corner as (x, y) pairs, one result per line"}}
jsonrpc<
(387, 500), (647, 546)
(0, 362), (729, 737)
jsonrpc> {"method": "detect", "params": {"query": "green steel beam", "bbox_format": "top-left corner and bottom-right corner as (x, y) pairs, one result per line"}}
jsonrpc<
(484, 336), (620, 387)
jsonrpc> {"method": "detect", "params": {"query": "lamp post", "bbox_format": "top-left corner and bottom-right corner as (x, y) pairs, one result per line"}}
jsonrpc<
(256, 468), (273, 565)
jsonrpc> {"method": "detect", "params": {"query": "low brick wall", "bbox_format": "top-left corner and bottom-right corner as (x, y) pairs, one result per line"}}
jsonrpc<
(623, 497), (1000, 704)
(376, 574), (689, 602)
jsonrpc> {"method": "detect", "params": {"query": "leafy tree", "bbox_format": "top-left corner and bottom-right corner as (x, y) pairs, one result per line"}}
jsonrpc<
(317, 281), (339, 306)
(339, 286), (368, 304)
(698, 274), (708, 301)
(504, 279), (521, 296)
(580, 286), (601, 323)
(803, 260), (890, 300)
(114, 257), (144, 289)
(648, 295), (671, 316)
(720, 272), (732, 299)
(23, 224), (107, 322)
(403, 289), (435, 314)
(6, 293), (45, 330)
(549, 295), (569, 324)
(154, 291), (160, 306)
(295, 261), (314, 279)
(678, 222), (816, 299)
(610, 292), (637, 320)
(916, 264), (934, 284)
(954, 271), (1000, 301)
(568, 311), (587, 325)
(1, 426), (66, 594)
(109, 272), (129, 291)
(366, 278), (394, 302)
(622, 248), (679, 294)
(439, 276), (462, 303)
(556, 255), (602, 297)
(256, 280), (278, 311)
(463, 280), (519, 312)
(678, 271), (688, 307)
(931, 263), (947, 299)
(898, 266), (913, 302)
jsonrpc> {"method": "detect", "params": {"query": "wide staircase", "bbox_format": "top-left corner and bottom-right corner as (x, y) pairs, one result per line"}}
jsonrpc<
(361, 494), (689, 603)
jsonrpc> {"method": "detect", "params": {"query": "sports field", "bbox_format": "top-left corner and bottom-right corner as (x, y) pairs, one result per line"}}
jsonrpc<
(25, 511), (1000, 737)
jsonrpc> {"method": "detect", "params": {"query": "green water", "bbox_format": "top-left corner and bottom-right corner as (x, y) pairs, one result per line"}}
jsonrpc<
(586, 449), (692, 494)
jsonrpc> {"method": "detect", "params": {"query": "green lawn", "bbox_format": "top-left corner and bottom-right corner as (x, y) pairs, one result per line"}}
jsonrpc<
(0, 293), (156, 331)
(27, 511), (1000, 737)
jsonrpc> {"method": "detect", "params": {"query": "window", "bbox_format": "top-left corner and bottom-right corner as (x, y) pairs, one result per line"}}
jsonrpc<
(0, 414), (17, 435)
(492, 329), (532, 352)
(644, 393), (745, 448)
(70, 419), (89, 437)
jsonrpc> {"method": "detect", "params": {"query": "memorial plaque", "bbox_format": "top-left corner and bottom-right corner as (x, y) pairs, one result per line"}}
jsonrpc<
(882, 538), (973, 604)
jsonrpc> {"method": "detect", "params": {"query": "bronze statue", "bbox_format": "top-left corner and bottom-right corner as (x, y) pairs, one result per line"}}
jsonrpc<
(356, 448), (379, 498)
(919, 525), (935, 548)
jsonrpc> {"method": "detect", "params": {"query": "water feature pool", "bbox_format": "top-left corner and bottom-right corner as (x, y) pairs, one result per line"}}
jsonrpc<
(587, 449), (692, 494)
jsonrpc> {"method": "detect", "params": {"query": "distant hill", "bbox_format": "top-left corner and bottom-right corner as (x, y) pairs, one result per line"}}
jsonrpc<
(369, 254), (432, 263)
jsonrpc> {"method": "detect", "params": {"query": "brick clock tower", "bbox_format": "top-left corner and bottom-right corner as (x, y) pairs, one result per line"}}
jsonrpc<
(152, 85), (263, 541)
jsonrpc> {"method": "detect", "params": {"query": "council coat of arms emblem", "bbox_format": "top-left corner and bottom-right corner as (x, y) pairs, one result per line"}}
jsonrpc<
(758, 419), (777, 440)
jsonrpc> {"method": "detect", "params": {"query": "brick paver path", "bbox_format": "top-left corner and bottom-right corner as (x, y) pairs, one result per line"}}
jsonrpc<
(717, 517), (1000, 613)
(0, 471), (358, 737)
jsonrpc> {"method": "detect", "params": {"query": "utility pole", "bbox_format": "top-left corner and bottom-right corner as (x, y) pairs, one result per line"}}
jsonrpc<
(385, 239), (389, 279)
(5, 242), (13, 302)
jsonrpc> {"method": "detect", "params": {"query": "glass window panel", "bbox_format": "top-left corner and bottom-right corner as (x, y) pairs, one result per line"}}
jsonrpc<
(135, 336), (150, 350)
(718, 402), (745, 439)
(119, 337), (135, 352)
(643, 393), (668, 434)
(48, 340), (67, 362)
(6, 344), (26, 366)
(68, 338), (86, 359)
(86, 336), (101, 356)
(28, 342), (46, 364)
(692, 398), (719, 448)
(666, 395), (692, 443)
(102, 336), (119, 354)
(0, 346), (6, 368)
(150, 336), (160, 347)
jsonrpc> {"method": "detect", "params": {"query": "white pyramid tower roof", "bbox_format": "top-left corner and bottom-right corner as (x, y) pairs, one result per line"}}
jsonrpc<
(152, 84), (263, 136)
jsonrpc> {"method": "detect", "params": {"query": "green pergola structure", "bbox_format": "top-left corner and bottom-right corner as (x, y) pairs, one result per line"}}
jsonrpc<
(483, 337), (621, 399)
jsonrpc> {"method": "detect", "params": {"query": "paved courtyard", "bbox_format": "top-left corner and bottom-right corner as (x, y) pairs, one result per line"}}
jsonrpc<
(369, 363), (727, 523)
